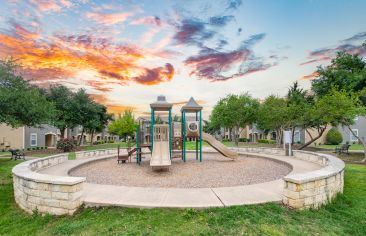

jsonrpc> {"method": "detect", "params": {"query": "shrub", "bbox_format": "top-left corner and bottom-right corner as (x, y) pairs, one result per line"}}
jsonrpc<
(57, 139), (75, 152)
(326, 128), (343, 145)
(239, 138), (248, 142)
(258, 139), (276, 144)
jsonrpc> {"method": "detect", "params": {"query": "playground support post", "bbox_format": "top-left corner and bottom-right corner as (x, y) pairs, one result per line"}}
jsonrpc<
(199, 110), (202, 162)
(169, 108), (172, 160)
(182, 110), (186, 162)
(150, 108), (155, 151)
(195, 111), (198, 160)
(136, 125), (140, 165)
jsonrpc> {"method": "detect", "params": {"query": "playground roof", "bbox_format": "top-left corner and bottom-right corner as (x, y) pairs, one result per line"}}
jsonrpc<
(150, 95), (173, 111)
(181, 97), (203, 112)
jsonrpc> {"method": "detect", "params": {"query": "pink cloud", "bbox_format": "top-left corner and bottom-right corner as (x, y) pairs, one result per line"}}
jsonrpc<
(86, 12), (133, 25)
(131, 16), (162, 26)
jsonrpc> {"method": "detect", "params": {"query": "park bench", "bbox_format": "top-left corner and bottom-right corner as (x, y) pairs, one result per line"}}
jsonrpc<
(335, 144), (350, 155)
(9, 149), (26, 160)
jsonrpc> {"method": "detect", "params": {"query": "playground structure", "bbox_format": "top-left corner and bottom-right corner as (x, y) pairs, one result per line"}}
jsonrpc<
(117, 95), (237, 168)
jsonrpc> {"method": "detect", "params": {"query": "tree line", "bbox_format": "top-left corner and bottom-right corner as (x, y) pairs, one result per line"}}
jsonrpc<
(209, 48), (366, 161)
(0, 59), (112, 146)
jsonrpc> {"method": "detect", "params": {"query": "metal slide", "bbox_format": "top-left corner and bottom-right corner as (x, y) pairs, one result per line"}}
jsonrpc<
(202, 132), (238, 159)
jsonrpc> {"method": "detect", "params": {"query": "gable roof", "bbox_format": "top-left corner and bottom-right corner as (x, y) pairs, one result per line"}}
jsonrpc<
(181, 97), (203, 112)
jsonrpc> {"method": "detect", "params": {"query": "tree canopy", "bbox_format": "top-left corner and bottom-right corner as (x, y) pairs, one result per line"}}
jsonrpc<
(210, 94), (259, 145)
(108, 110), (137, 139)
(0, 59), (55, 127)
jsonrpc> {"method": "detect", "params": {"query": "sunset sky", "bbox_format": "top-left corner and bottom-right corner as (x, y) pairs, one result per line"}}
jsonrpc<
(1, 0), (366, 118)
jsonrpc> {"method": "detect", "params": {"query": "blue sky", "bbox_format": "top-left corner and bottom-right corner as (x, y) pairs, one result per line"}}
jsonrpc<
(0, 0), (365, 116)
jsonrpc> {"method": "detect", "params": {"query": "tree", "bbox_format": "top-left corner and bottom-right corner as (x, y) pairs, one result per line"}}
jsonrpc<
(312, 51), (366, 102)
(173, 114), (180, 122)
(46, 85), (77, 138)
(203, 120), (219, 135)
(155, 115), (163, 124)
(108, 111), (137, 140)
(257, 96), (290, 146)
(210, 94), (259, 146)
(83, 103), (112, 146)
(287, 82), (309, 144)
(0, 59), (55, 127)
(299, 89), (365, 150)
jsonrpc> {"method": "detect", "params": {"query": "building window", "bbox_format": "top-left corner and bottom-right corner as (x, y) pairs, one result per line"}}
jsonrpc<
(30, 133), (37, 146)
(350, 129), (359, 142)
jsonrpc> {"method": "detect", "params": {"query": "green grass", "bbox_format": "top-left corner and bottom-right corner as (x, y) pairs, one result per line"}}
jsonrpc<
(318, 144), (364, 150)
(0, 159), (365, 235)
(0, 152), (11, 157)
(68, 152), (76, 160)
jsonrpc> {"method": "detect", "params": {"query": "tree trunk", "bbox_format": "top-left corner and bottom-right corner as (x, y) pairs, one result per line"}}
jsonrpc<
(276, 128), (282, 147)
(234, 126), (239, 147)
(299, 126), (327, 150)
(78, 128), (84, 146)
(60, 128), (65, 140)
(90, 130), (94, 146)
(347, 125), (366, 162)
(291, 127), (295, 145)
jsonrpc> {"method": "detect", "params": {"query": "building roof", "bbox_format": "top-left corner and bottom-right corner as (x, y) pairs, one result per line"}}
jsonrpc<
(150, 95), (173, 111)
(181, 97), (203, 112)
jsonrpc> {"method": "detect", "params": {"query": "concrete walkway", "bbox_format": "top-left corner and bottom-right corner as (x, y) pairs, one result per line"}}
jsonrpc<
(39, 153), (321, 208)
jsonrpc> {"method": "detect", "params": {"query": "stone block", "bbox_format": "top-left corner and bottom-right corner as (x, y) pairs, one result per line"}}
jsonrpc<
(299, 189), (316, 198)
(283, 189), (300, 199)
(59, 200), (81, 210)
(286, 182), (297, 191)
(69, 191), (83, 201)
(295, 184), (303, 192)
(39, 190), (52, 199)
(304, 196), (315, 206)
(288, 198), (305, 208)
(37, 183), (50, 191)
(326, 176), (335, 184)
(52, 191), (69, 200)
(42, 198), (61, 208)
(304, 181), (315, 190)
(28, 196), (42, 205)
(314, 179), (326, 187)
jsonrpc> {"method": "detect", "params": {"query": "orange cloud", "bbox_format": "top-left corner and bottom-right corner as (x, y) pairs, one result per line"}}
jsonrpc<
(107, 105), (136, 114)
(0, 22), (175, 87)
(86, 12), (133, 25)
(301, 71), (319, 80)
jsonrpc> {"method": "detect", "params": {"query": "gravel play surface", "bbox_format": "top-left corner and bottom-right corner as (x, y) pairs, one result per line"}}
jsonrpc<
(69, 153), (292, 188)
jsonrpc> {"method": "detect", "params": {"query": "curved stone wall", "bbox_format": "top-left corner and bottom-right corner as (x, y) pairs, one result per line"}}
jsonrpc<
(12, 154), (85, 215)
(283, 150), (344, 209)
(12, 147), (344, 215)
(233, 147), (345, 209)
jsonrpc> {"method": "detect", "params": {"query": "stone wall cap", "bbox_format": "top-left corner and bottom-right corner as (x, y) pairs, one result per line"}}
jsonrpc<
(12, 158), (85, 185)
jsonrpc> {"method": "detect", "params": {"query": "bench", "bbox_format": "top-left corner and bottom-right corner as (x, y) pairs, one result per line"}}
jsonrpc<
(9, 149), (26, 160)
(335, 144), (350, 155)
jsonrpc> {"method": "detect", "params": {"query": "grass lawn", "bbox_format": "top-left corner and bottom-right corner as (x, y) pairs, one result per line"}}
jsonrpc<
(318, 144), (364, 150)
(0, 151), (10, 157)
(1, 159), (365, 235)
(68, 152), (76, 160)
